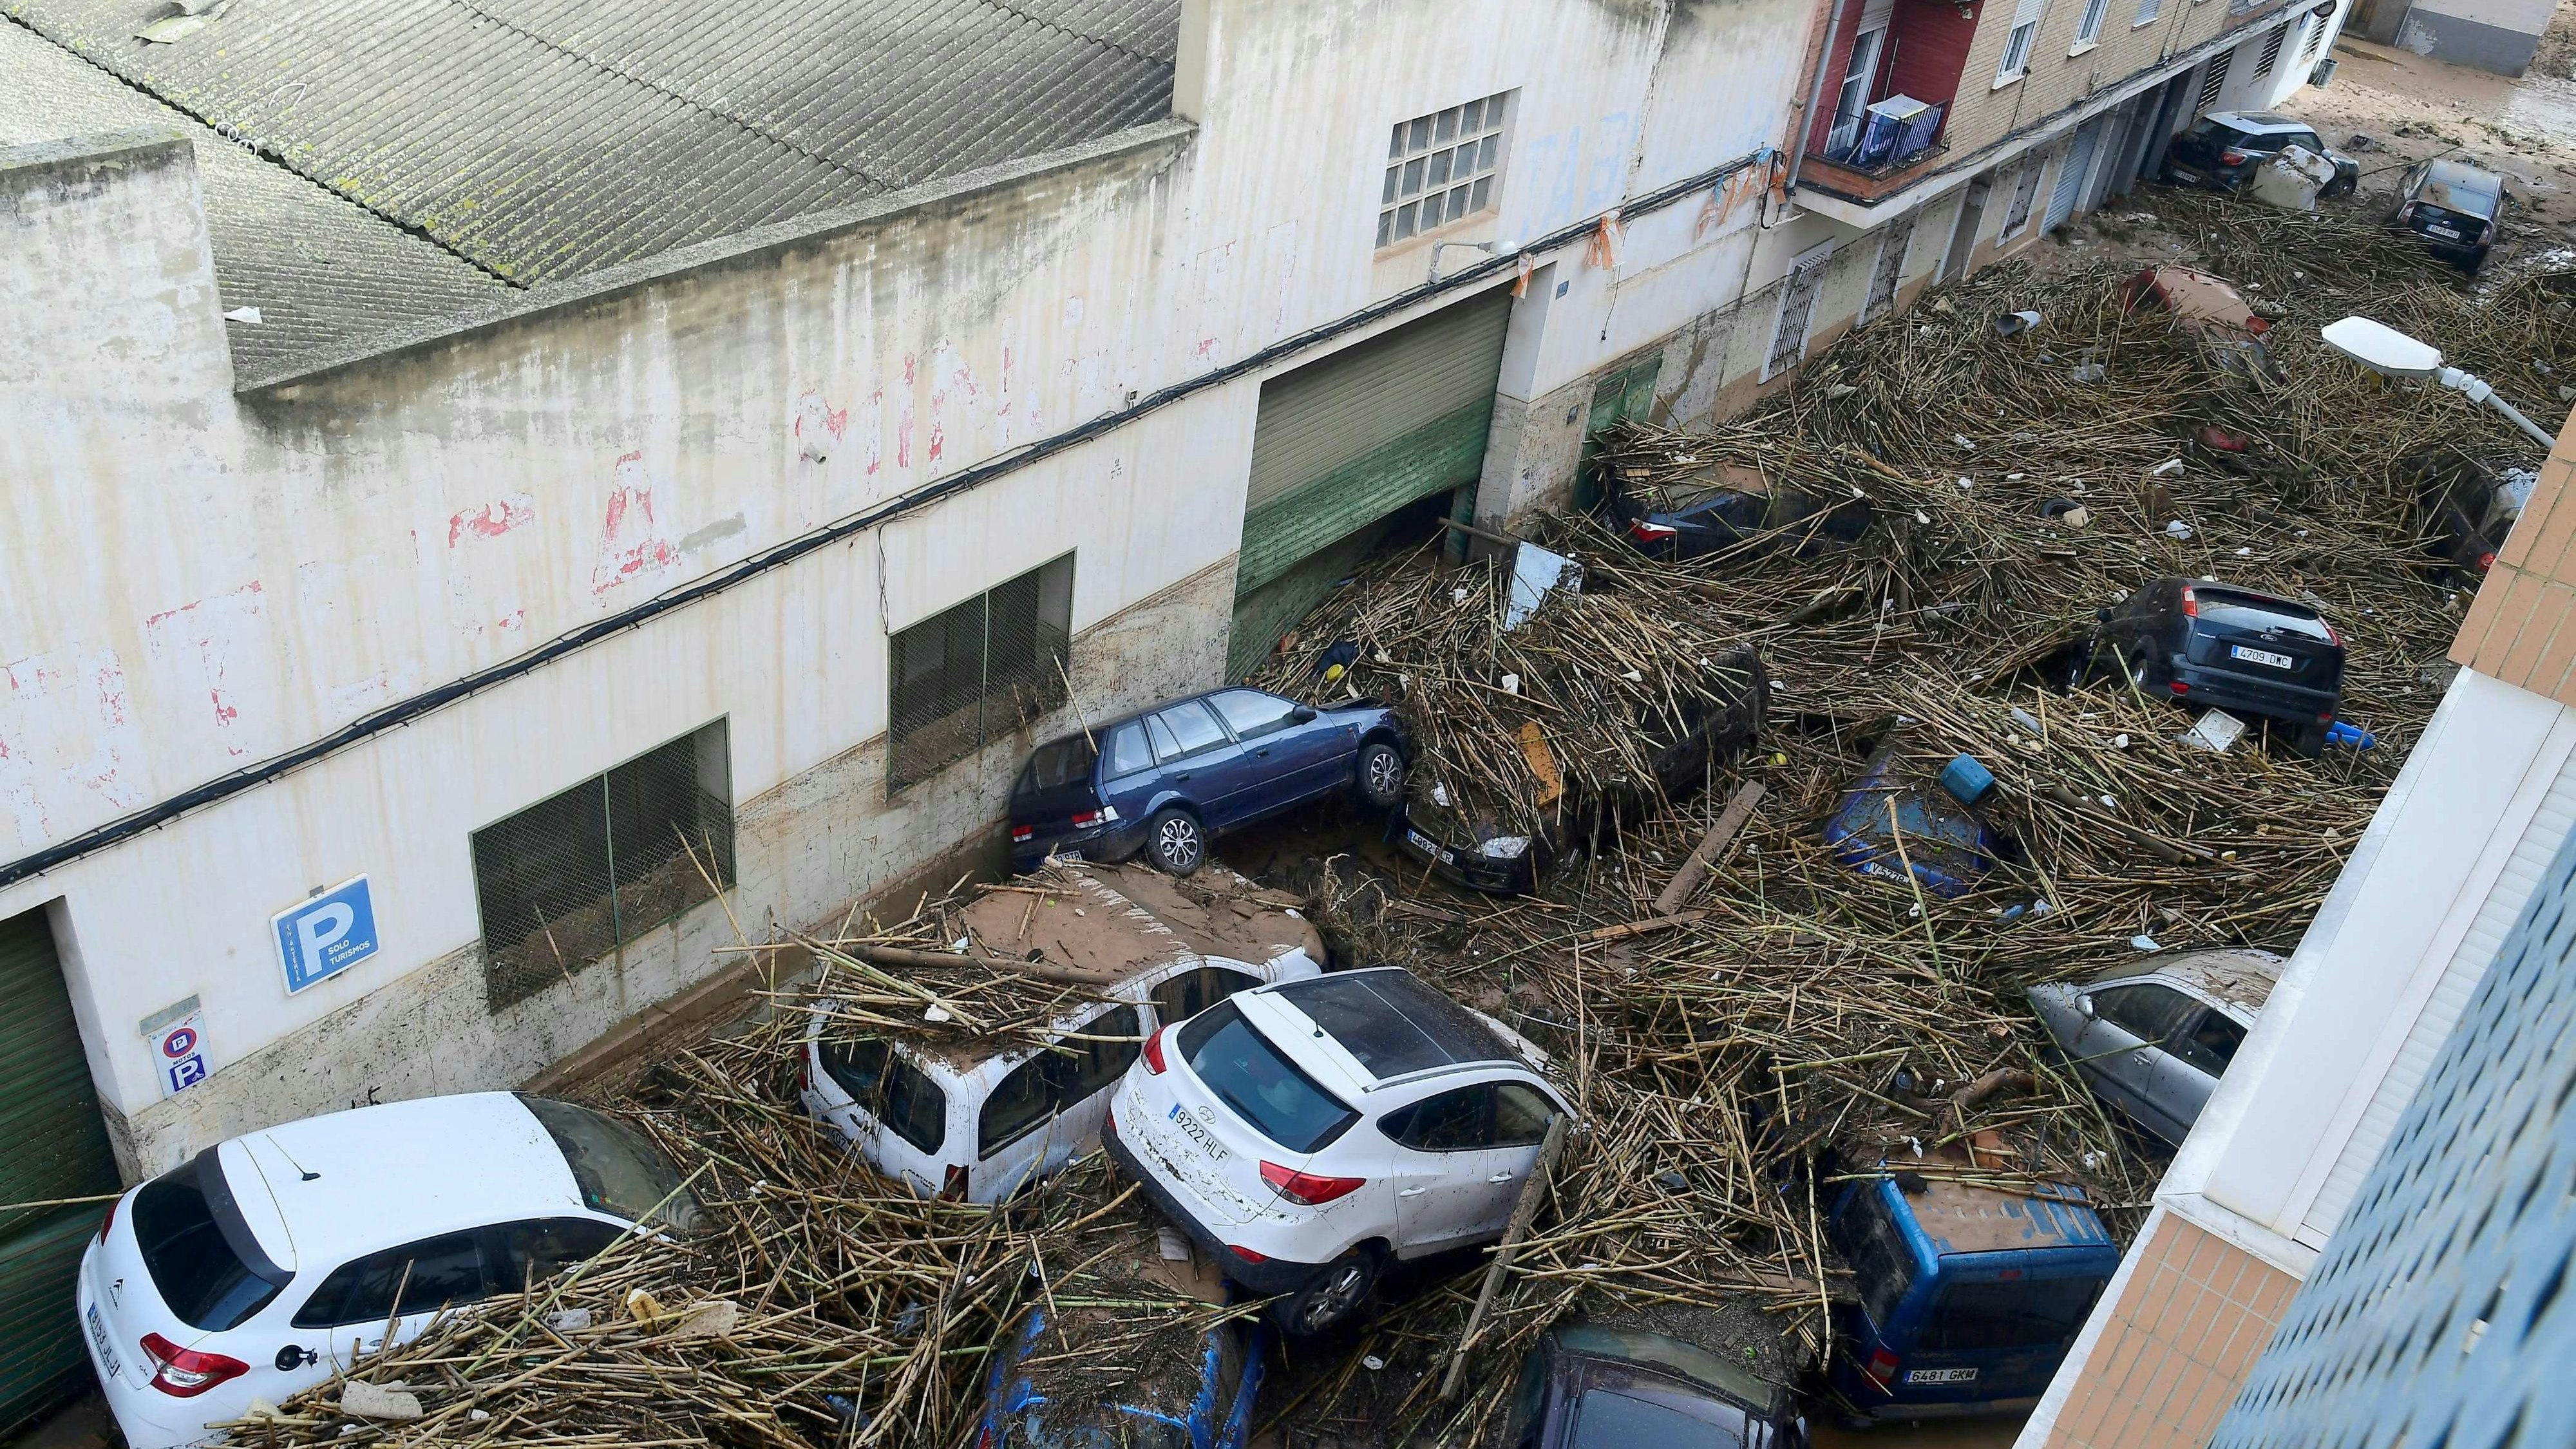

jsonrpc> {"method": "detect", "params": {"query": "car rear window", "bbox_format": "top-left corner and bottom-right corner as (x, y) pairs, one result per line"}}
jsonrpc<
(1269, 971), (1511, 1079)
(520, 1097), (705, 1233)
(1566, 1385), (1748, 1448)
(817, 1036), (950, 1155)
(1835, 1186), (1920, 1332)
(2193, 589), (2334, 641)
(2189, 118), (2254, 146)
(133, 1152), (294, 1331)
(1177, 1001), (1357, 1153)
(1921, 1276), (2105, 1352)
(1016, 736), (1097, 796)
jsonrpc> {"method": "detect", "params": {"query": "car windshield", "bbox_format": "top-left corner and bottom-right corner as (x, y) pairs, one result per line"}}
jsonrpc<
(1178, 1001), (1358, 1153)
(1566, 1385), (1748, 1448)
(132, 1151), (294, 1331)
(1016, 736), (1097, 796)
(2193, 589), (2333, 641)
(520, 1096), (705, 1233)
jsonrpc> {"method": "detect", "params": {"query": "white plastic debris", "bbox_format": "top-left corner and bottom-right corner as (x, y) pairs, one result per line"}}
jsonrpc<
(1430, 782), (1452, 808)
(2151, 457), (2186, 476)
(1915, 510), (1931, 524)
(1953, 433), (1977, 450)
(659, 1298), (741, 1342)
(2164, 520), (2194, 540)
(2180, 709), (2248, 753)
(2131, 934), (2163, 952)
(2235, 546), (2253, 556)
(545, 1308), (593, 1332)
(222, 306), (263, 325)
(1451, 587), (1470, 605)
(2114, 734), (2131, 748)
(1363, 1355), (1387, 1372)
(1499, 673), (1520, 694)
(923, 1004), (952, 1023)
(1159, 1227), (1191, 1262)
(1958, 477), (1975, 490)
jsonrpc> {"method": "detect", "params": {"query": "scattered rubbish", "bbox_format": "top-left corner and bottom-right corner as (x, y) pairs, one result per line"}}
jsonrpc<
(1994, 310), (2043, 336)
(2164, 520), (2193, 540)
(2249, 144), (2338, 212)
(1500, 672), (1520, 694)
(2011, 708), (2045, 734)
(2150, 457), (2185, 476)
(2131, 935), (2162, 952)
(544, 1308), (593, 1332)
(1655, 1169), (1692, 1193)
(222, 306), (263, 324)
(2068, 362), (2107, 383)
(1953, 433), (1977, 450)
(1363, 1356), (1387, 1372)
(2180, 710), (2248, 753)
(1504, 542), (1581, 631)
(2326, 721), (2379, 750)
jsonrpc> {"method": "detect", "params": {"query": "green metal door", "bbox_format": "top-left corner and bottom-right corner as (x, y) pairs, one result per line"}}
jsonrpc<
(1229, 286), (1517, 677)
(0, 907), (119, 1432)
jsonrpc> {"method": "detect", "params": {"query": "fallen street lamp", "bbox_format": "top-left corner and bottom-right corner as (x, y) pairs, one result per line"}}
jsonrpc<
(2322, 315), (2558, 449)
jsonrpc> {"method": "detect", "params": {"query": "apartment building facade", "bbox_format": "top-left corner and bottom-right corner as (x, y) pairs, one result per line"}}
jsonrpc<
(1777, 0), (2351, 338)
(2015, 404), (2576, 1448)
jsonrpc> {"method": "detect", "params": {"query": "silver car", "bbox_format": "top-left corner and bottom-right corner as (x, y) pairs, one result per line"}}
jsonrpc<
(2027, 949), (2284, 1146)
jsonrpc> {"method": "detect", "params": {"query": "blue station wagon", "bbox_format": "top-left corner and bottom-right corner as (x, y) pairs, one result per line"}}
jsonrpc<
(1010, 688), (1406, 875)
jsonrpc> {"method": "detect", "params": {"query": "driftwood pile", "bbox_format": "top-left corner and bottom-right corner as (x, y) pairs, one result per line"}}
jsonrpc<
(1248, 199), (2573, 1443)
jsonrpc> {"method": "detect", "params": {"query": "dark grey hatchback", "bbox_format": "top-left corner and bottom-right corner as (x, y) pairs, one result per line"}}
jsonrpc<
(1504, 1324), (1808, 1449)
(1009, 687), (1406, 875)
(2080, 578), (2345, 752)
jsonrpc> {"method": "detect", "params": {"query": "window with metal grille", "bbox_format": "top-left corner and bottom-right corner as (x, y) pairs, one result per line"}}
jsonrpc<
(888, 554), (1074, 791)
(2199, 50), (2233, 108)
(2000, 156), (2045, 237)
(471, 721), (735, 1011)
(1378, 95), (1510, 249)
(2302, 14), (2329, 59)
(2254, 24), (2289, 73)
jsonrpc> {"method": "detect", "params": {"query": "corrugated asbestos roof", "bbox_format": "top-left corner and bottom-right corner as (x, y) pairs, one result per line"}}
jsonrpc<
(5, 0), (1181, 285)
(1, 19), (511, 377)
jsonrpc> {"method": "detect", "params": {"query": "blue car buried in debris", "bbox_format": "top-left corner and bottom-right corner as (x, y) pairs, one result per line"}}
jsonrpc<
(1009, 687), (1408, 876)
(978, 1306), (1266, 1448)
(1824, 1163), (2119, 1423)
(1823, 740), (2002, 898)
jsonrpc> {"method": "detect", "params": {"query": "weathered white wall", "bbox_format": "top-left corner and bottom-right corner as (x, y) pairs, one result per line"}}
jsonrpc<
(3, 0), (1848, 1173)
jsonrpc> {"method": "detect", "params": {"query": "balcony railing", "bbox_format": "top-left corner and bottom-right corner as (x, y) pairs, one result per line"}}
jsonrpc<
(1823, 97), (1947, 175)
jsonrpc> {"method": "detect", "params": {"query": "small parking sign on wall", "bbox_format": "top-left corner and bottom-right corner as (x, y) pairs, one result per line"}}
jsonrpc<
(273, 876), (381, 995)
(142, 996), (211, 1097)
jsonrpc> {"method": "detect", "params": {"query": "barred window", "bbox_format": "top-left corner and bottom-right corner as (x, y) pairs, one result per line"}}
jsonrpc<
(889, 555), (1075, 791)
(1378, 95), (1510, 249)
(471, 721), (735, 1010)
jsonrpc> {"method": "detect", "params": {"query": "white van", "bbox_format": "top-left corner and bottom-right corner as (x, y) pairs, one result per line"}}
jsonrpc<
(798, 863), (1322, 1204)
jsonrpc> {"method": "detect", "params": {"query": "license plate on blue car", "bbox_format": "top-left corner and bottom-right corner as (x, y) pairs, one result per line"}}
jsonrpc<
(1404, 828), (1456, 865)
(1907, 1366), (1978, 1383)
(2230, 645), (2294, 670)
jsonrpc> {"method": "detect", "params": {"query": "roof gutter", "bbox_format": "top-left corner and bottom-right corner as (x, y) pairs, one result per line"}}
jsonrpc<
(1, 147), (1771, 893)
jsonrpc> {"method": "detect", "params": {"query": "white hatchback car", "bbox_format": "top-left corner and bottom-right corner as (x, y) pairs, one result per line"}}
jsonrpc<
(799, 863), (1323, 1204)
(77, 1093), (699, 1449)
(1103, 967), (1572, 1334)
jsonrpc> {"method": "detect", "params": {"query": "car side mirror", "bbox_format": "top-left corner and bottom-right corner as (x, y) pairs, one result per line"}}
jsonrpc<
(2078, 994), (2097, 1019)
(1290, 705), (1318, 724)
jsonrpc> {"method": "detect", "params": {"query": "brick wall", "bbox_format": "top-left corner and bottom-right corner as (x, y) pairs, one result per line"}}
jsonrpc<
(2451, 405), (2576, 705)
(1944, 0), (2293, 157)
(2042, 1212), (2298, 1449)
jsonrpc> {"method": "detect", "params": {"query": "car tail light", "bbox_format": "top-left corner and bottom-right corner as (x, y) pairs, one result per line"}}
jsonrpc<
(940, 1164), (971, 1200)
(2179, 586), (2198, 618)
(1142, 1026), (1170, 1075)
(2477, 551), (2497, 572)
(1229, 1244), (1270, 1264)
(1862, 1347), (1901, 1389)
(2318, 712), (2337, 723)
(1070, 810), (1105, 830)
(138, 1334), (248, 1398)
(2398, 201), (2417, 224)
(1260, 1160), (1367, 1207)
(1629, 520), (1680, 544)
(2219, 148), (2249, 165)
(1011, 824), (1034, 842)
(2169, 680), (2190, 695)
(97, 1194), (117, 1245)
(2481, 220), (2496, 244)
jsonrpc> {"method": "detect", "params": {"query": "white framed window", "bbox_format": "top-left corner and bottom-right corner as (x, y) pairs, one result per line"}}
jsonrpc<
(1828, 27), (1889, 158)
(2076, 0), (2111, 44)
(1996, 0), (2046, 81)
(2134, 0), (2162, 25)
(1378, 95), (1510, 249)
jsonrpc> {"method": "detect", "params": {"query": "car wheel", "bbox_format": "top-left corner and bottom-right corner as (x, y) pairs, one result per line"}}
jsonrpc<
(1144, 808), (1206, 876)
(1356, 741), (1406, 810)
(1274, 1247), (1380, 1336)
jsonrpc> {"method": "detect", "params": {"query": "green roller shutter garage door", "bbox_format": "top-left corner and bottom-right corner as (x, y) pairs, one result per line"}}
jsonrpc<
(0, 907), (120, 1433)
(1229, 285), (1515, 676)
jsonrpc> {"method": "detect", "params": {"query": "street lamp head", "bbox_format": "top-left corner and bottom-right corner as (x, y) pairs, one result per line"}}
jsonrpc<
(2322, 316), (2445, 381)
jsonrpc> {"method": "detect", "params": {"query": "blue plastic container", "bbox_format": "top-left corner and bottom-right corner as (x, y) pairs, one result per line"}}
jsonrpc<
(1939, 753), (1997, 806)
(2325, 721), (2378, 750)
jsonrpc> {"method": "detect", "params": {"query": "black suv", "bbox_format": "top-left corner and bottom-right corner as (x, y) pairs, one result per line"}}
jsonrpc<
(2079, 579), (2346, 752)
(2161, 111), (2358, 198)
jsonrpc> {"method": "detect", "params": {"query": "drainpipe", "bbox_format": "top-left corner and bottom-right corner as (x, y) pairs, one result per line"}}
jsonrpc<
(1784, 0), (1853, 197)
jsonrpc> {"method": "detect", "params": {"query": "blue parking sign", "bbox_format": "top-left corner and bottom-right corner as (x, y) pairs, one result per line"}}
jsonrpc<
(273, 876), (380, 994)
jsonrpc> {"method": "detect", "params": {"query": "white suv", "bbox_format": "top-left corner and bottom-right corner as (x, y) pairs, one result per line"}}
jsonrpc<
(1103, 967), (1571, 1334)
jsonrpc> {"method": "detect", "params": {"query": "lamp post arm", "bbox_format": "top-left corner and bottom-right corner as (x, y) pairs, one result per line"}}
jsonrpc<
(2438, 366), (2559, 450)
